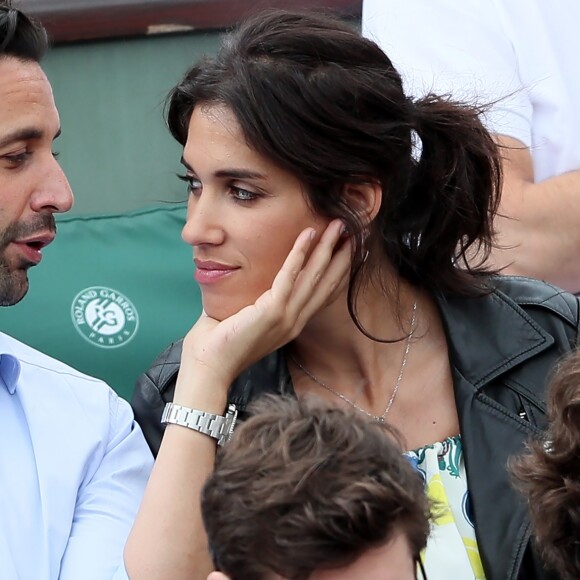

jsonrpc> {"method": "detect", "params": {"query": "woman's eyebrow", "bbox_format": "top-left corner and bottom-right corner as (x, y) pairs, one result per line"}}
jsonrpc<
(214, 169), (266, 180)
(179, 157), (266, 181)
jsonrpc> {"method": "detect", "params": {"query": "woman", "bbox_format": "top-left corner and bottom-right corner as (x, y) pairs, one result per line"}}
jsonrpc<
(128, 9), (578, 580)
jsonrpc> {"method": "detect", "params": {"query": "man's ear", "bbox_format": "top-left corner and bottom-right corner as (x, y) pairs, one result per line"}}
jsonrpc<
(208, 572), (231, 580)
(342, 181), (382, 227)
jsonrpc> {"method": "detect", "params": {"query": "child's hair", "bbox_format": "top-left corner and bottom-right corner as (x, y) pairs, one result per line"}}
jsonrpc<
(201, 395), (430, 580)
(511, 348), (580, 579)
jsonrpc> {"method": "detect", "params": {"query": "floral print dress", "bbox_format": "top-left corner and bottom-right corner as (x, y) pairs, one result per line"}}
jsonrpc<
(405, 436), (486, 580)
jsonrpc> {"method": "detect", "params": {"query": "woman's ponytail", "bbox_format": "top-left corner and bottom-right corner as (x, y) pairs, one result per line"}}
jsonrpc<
(387, 94), (502, 295)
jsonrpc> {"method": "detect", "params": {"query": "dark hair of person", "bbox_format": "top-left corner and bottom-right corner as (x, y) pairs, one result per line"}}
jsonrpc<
(511, 349), (580, 579)
(201, 395), (430, 580)
(167, 9), (502, 339)
(0, 1), (47, 61)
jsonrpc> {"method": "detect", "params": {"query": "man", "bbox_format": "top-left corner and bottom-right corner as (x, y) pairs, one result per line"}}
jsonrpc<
(201, 396), (430, 580)
(363, 0), (580, 293)
(0, 4), (152, 578)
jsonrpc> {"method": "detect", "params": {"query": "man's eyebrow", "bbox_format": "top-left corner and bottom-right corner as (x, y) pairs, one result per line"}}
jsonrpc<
(178, 157), (266, 180)
(0, 127), (61, 149)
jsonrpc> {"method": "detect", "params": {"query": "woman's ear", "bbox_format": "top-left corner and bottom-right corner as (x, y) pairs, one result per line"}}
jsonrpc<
(341, 181), (382, 227)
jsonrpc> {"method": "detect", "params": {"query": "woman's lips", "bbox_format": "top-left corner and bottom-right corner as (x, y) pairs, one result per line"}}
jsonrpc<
(194, 260), (239, 284)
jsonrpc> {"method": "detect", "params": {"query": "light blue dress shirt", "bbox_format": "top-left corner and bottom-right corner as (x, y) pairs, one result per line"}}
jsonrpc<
(0, 332), (153, 579)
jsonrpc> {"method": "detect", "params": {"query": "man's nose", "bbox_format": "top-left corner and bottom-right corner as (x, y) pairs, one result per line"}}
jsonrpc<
(30, 157), (74, 214)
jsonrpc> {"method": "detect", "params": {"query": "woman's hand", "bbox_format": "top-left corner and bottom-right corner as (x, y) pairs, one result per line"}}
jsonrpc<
(175, 219), (351, 401)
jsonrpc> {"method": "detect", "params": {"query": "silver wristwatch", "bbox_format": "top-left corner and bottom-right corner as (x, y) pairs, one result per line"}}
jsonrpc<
(161, 402), (238, 447)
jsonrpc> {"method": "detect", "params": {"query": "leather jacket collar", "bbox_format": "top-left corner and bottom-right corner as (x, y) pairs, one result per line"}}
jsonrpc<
(436, 283), (560, 392)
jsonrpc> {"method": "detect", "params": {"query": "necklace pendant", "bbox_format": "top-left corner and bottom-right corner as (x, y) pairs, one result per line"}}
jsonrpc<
(375, 416), (386, 423)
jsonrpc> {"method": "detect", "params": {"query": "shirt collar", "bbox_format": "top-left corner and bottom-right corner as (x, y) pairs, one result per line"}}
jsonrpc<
(0, 354), (21, 395)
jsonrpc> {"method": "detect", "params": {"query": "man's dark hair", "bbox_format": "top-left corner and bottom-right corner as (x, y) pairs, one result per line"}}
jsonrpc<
(511, 349), (580, 579)
(0, 1), (48, 61)
(201, 395), (430, 580)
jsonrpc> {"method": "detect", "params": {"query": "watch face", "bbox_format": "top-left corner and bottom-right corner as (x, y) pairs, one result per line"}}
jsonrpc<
(220, 404), (238, 446)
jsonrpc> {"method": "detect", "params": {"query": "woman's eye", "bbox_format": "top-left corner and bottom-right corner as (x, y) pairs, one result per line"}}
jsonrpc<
(231, 186), (258, 202)
(188, 179), (202, 195)
(177, 174), (202, 195)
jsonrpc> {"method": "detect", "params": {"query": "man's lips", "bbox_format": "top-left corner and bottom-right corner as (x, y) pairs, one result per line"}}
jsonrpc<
(194, 259), (239, 284)
(10, 232), (55, 265)
(13, 232), (55, 248)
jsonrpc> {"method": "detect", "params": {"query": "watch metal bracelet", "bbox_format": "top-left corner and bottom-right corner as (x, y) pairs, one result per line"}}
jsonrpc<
(161, 402), (238, 447)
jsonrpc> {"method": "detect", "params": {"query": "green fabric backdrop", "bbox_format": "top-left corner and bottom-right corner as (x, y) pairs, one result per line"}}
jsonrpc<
(43, 31), (221, 216)
(0, 205), (201, 400)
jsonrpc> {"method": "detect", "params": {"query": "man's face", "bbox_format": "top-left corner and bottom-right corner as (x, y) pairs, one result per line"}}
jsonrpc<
(0, 57), (73, 306)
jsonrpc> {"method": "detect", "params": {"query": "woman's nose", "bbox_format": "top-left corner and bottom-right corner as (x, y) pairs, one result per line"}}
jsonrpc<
(181, 193), (225, 247)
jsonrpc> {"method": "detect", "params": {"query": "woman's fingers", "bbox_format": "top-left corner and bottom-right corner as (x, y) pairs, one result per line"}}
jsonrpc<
(265, 220), (343, 317)
(270, 220), (344, 300)
(287, 219), (349, 314)
(298, 233), (351, 318)
(252, 219), (350, 340)
(270, 227), (316, 300)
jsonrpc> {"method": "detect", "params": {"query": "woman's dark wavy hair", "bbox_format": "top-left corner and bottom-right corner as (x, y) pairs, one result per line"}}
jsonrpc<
(167, 9), (502, 337)
(511, 348), (580, 579)
(0, 1), (47, 61)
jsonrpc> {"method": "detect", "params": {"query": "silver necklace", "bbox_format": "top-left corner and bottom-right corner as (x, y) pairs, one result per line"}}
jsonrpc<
(290, 300), (417, 422)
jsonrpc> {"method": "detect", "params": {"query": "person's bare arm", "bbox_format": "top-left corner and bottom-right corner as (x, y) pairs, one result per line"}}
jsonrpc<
(123, 365), (227, 580)
(123, 221), (351, 580)
(490, 135), (580, 293)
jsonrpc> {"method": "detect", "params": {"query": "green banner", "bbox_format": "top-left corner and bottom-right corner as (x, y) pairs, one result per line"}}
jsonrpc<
(0, 205), (201, 400)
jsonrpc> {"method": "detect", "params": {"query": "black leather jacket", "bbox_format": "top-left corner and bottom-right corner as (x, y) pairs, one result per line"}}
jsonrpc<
(132, 276), (579, 580)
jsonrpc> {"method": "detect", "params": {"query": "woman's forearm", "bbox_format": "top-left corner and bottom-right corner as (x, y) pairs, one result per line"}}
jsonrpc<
(124, 374), (228, 580)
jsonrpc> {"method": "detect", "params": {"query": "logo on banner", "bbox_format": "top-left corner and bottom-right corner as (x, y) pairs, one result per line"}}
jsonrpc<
(71, 286), (139, 348)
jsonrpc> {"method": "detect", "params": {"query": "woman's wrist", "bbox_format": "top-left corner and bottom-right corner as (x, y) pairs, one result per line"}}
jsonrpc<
(173, 371), (231, 414)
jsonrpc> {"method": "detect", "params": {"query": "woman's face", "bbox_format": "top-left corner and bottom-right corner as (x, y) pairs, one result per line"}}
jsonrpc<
(181, 104), (329, 321)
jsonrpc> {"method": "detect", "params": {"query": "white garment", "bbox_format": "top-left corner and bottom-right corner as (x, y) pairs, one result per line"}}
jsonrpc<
(362, 0), (580, 182)
(0, 332), (153, 580)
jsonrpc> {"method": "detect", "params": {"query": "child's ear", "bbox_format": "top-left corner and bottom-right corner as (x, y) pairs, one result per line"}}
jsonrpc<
(341, 180), (382, 227)
(208, 572), (231, 580)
